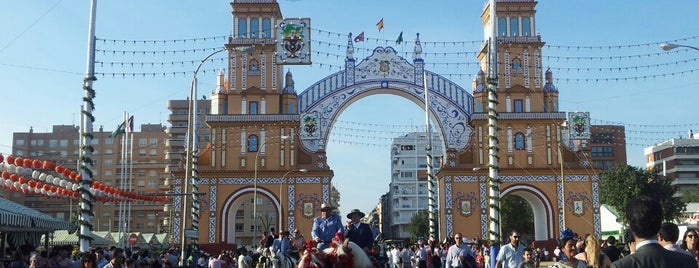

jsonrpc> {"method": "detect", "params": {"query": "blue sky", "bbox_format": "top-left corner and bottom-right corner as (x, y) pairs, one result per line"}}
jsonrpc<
(1, 0), (698, 218)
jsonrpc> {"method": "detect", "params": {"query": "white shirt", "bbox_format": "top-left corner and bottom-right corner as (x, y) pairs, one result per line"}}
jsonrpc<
(390, 248), (401, 264)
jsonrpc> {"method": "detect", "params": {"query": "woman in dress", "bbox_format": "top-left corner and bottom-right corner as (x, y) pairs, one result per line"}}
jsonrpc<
(681, 228), (699, 260)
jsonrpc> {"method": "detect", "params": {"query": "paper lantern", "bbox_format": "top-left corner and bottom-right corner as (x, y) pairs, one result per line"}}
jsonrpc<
(31, 170), (39, 179)
(18, 176), (26, 184)
(0, 154), (3, 163)
(74, 174), (82, 182)
(38, 173), (46, 181)
(55, 165), (65, 174)
(42, 160), (54, 170)
(22, 158), (31, 168)
(32, 160), (41, 169)
(9, 174), (18, 182)
(4, 179), (11, 187)
(14, 157), (23, 166)
(1, 171), (9, 179)
(5, 155), (14, 165)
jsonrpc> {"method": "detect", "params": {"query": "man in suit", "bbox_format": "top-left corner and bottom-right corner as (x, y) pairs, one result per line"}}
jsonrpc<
(611, 196), (698, 268)
(345, 208), (375, 253)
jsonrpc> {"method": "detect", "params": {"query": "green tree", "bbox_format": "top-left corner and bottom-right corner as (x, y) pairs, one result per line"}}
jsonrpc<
(501, 195), (534, 240)
(681, 185), (699, 203)
(600, 164), (685, 223)
(408, 209), (429, 241)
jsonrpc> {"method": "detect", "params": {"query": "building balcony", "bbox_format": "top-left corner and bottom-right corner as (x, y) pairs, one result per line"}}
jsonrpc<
(673, 177), (699, 186)
(165, 126), (187, 134)
(165, 138), (185, 147)
(166, 113), (188, 122)
(668, 165), (699, 173)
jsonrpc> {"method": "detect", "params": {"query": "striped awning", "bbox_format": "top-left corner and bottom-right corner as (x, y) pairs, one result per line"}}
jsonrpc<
(0, 197), (73, 232)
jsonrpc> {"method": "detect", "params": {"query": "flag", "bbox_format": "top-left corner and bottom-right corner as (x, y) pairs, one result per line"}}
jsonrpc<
(396, 31), (403, 45)
(354, 32), (365, 43)
(376, 18), (384, 32)
(126, 116), (134, 133)
(109, 121), (126, 138)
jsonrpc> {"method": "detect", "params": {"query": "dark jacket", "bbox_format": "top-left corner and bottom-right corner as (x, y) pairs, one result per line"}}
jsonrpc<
(345, 222), (374, 250)
(611, 242), (698, 268)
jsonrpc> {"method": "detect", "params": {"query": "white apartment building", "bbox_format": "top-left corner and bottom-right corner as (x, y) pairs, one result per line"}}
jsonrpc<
(645, 131), (699, 192)
(387, 131), (443, 239)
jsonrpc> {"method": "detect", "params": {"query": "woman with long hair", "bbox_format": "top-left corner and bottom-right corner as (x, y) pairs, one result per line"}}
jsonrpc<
(574, 235), (611, 268)
(681, 229), (699, 260)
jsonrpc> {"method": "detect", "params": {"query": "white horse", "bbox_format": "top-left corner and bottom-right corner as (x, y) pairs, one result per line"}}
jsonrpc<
(270, 250), (297, 268)
(297, 239), (373, 268)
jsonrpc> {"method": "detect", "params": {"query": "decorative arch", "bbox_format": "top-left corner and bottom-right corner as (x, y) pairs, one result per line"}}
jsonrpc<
(501, 184), (554, 240)
(296, 39), (474, 157)
(220, 186), (281, 243)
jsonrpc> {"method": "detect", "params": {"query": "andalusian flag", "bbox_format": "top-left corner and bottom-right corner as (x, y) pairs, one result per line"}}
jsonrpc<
(109, 116), (133, 138)
(376, 18), (384, 32)
(396, 31), (403, 45)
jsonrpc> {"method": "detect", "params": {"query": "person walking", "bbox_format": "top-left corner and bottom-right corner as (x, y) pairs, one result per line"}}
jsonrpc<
(445, 232), (475, 268)
(611, 196), (698, 268)
(495, 230), (525, 268)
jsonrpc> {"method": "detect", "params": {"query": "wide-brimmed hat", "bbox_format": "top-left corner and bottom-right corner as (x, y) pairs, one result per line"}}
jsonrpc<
(346, 209), (366, 219)
(320, 203), (334, 211)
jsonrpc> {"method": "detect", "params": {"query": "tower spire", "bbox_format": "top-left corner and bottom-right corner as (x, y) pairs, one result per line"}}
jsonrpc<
(346, 32), (355, 60)
(413, 33), (423, 60)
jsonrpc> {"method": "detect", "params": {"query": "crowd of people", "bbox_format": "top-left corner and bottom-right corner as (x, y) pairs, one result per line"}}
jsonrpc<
(6, 196), (699, 268)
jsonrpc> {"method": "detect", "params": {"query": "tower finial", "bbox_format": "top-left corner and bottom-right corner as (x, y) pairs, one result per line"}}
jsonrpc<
(346, 32), (355, 60)
(413, 33), (423, 60)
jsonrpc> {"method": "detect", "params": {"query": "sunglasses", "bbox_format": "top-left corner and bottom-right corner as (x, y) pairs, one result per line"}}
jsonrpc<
(688, 234), (696, 238)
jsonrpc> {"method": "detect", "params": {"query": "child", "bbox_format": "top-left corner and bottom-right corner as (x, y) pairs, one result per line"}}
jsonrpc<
(516, 248), (536, 268)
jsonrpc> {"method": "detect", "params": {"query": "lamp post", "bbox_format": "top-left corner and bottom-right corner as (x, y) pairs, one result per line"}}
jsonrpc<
(279, 169), (308, 232)
(660, 42), (699, 51)
(181, 47), (226, 267)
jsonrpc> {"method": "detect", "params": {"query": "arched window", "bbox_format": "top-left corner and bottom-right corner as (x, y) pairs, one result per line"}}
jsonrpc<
(248, 59), (260, 75)
(512, 58), (522, 72)
(514, 132), (525, 150)
(522, 17), (531, 36)
(248, 135), (259, 152)
(262, 18), (272, 38)
(510, 17), (519, 36)
(498, 17), (507, 36)
(237, 18), (247, 38)
(250, 18), (259, 38)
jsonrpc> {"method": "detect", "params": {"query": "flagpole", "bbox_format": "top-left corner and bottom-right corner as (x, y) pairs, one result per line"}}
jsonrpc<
(78, 0), (97, 253)
(127, 113), (133, 247)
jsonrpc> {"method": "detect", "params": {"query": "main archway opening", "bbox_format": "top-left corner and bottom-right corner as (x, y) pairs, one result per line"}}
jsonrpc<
(324, 93), (443, 239)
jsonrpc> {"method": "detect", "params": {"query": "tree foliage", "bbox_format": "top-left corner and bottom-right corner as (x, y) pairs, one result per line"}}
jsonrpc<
(600, 164), (685, 223)
(501, 195), (534, 240)
(408, 209), (430, 241)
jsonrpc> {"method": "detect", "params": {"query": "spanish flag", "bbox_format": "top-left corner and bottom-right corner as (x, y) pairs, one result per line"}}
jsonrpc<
(376, 18), (384, 32)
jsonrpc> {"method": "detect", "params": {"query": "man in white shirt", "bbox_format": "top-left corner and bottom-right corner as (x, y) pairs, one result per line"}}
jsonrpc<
(390, 245), (401, 268)
(495, 230), (524, 268)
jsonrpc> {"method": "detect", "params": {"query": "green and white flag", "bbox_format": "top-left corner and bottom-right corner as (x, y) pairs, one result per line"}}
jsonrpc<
(109, 121), (126, 138)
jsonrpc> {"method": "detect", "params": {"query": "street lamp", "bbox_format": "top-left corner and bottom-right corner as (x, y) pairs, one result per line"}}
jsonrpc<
(181, 47), (226, 267)
(660, 42), (699, 51)
(253, 135), (287, 243)
(279, 169), (308, 232)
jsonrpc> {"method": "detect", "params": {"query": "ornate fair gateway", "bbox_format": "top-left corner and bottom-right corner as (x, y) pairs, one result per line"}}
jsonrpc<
(171, 0), (598, 249)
